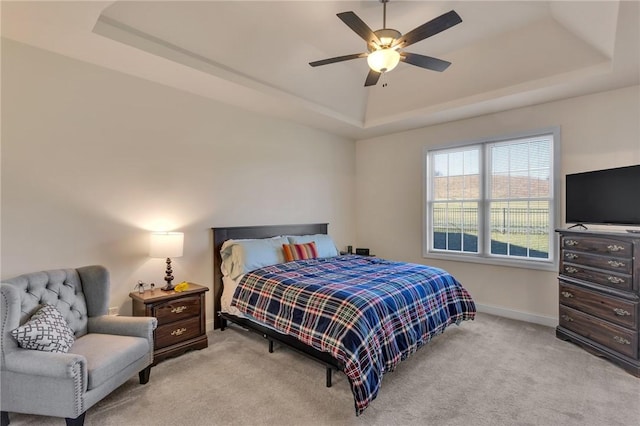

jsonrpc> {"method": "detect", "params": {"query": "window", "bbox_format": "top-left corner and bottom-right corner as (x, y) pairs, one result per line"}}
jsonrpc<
(425, 129), (559, 270)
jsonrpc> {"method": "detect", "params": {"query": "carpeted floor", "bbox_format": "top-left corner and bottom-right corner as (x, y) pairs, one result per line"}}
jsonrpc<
(6, 313), (640, 425)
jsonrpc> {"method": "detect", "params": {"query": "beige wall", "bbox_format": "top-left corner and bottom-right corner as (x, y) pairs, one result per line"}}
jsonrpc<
(1, 39), (356, 324)
(355, 85), (640, 325)
(3, 38), (639, 329)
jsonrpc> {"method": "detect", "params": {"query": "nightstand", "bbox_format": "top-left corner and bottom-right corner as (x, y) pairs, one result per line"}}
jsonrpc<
(130, 283), (209, 364)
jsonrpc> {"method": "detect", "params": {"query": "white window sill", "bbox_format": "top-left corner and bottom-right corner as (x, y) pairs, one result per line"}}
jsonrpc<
(423, 251), (557, 272)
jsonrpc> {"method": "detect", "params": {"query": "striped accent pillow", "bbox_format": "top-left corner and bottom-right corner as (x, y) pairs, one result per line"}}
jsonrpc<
(283, 242), (319, 262)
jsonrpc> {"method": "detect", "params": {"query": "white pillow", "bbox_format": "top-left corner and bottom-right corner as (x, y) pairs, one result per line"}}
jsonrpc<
(220, 236), (289, 280)
(10, 304), (75, 353)
(287, 234), (338, 258)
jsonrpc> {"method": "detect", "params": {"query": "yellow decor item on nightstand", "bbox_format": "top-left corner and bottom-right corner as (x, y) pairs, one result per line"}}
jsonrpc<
(173, 281), (189, 292)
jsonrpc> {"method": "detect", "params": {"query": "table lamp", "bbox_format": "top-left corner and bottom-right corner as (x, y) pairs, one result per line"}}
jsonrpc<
(150, 231), (184, 291)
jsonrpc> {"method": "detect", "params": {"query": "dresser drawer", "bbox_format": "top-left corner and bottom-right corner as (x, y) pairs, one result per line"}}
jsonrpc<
(560, 263), (632, 292)
(562, 250), (632, 275)
(562, 236), (632, 258)
(559, 282), (638, 329)
(153, 295), (201, 325)
(559, 305), (638, 359)
(155, 316), (203, 349)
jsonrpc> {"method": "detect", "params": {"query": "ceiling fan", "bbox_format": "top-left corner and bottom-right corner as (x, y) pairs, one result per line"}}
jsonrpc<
(309, 0), (462, 87)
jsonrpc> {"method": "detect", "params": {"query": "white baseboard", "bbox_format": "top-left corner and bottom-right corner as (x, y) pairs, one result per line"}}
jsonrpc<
(206, 319), (215, 333)
(476, 303), (557, 328)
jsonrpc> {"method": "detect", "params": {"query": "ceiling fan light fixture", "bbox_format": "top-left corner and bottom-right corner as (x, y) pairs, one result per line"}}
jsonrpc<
(373, 28), (402, 48)
(367, 48), (400, 73)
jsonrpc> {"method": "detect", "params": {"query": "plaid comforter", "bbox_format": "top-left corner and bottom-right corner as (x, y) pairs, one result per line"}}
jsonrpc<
(231, 255), (476, 415)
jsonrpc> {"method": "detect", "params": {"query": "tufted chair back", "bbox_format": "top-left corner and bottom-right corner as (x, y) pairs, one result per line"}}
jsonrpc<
(2, 265), (110, 340)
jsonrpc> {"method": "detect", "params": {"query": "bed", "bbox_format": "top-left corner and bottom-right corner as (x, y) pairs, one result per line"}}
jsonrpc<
(212, 224), (476, 415)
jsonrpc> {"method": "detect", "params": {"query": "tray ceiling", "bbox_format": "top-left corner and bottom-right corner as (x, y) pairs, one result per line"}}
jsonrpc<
(2, 1), (638, 139)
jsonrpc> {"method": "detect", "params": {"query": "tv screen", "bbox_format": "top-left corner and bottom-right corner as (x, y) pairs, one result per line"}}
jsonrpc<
(566, 164), (640, 226)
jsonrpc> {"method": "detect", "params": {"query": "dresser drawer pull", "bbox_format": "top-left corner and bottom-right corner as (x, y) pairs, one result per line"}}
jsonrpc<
(613, 308), (631, 316)
(564, 266), (578, 274)
(613, 336), (631, 345)
(560, 291), (574, 298)
(607, 260), (626, 268)
(171, 306), (187, 314)
(607, 244), (624, 252)
(171, 328), (187, 336)
(565, 240), (579, 247)
(607, 276), (625, 284)
(561, 314), (573, 322)
(565, 253), (578, 260)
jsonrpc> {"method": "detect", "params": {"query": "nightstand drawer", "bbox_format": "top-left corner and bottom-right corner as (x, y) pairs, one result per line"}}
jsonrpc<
(154, 295), (201, 325)
(130, 283), (209, 364)
(559, 306), (637, 359)
(155, 316), (202, 349)
(559, 282), (638, 329)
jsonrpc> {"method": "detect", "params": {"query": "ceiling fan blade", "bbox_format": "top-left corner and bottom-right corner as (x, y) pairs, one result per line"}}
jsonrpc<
(309, 53), (367, 67)
(337, 11), (381, 46)
(393, 10), (462, 49)
(400, 52), (451, 72)
(364, 69), (381, 87)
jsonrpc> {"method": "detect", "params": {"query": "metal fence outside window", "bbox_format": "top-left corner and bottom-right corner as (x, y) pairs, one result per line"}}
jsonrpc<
(432, 207), (549, 234)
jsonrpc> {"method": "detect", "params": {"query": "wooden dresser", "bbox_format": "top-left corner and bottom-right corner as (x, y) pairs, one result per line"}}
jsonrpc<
(556, 229), (639, 376)
(130, 283), (209, 364)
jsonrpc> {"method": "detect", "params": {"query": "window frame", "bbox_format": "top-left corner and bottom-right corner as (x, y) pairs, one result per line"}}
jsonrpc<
(423, 127), (561, 271)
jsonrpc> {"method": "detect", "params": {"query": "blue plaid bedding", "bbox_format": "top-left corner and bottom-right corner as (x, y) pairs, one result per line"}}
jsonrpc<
(231, 255), (476, 415)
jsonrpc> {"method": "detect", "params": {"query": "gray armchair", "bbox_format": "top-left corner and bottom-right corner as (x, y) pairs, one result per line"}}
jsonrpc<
(1, 265), (157, 426)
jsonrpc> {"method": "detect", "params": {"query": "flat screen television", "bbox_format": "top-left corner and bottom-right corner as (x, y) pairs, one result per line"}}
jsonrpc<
(566, 164), (640, 227)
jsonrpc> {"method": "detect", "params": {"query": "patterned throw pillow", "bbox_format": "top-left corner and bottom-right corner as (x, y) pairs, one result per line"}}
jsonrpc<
(283, 242), (319, 262)
(10, 304), (75, 353)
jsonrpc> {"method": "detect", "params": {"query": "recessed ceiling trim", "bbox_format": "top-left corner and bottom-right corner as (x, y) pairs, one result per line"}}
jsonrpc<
(93, 14), (365, 129)
(364, 59), (613, 130)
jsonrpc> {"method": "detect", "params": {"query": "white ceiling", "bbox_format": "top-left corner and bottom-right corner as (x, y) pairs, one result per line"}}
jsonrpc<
(3, 1), (639, 139)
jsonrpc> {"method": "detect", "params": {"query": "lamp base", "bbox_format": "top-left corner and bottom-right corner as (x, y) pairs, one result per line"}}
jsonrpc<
(161, 257), (175, 291)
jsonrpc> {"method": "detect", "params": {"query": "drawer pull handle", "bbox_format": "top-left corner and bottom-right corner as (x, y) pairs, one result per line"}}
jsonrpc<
(565, 253), (578, 260)
(171, 306), (187, 314)
(171, 328), (187, 336)
(561, 314), (573, 322)
(561, 291), (574, 298)
(565, 266), (578, 274)
(565, 240), (579, 247)
(607, 260), (626, 268)
(607, 276), (625, 284)
(613, 336), (631, 345)
(613, 308), (631, 316)
(607, 244), (624, 252)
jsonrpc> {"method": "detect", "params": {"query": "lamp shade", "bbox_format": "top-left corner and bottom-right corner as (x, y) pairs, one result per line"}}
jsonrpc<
(149, 232), (184, 258)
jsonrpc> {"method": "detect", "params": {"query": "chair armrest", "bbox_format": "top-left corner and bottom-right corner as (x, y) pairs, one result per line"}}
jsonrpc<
(3, 348), (86, 379)
(88, 315), (157, 339)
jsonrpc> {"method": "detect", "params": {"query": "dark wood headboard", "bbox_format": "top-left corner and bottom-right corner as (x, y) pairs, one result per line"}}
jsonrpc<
(211, 223), (328, 329)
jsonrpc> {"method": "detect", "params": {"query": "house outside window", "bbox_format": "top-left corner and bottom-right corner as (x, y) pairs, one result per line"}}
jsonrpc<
(424, 128), (560, 270)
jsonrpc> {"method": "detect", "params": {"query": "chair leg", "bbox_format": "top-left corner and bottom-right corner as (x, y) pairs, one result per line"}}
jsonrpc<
(1, 411), (9, 426)
(139, 365), (152, 384)
(65, 412), (85, 426)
